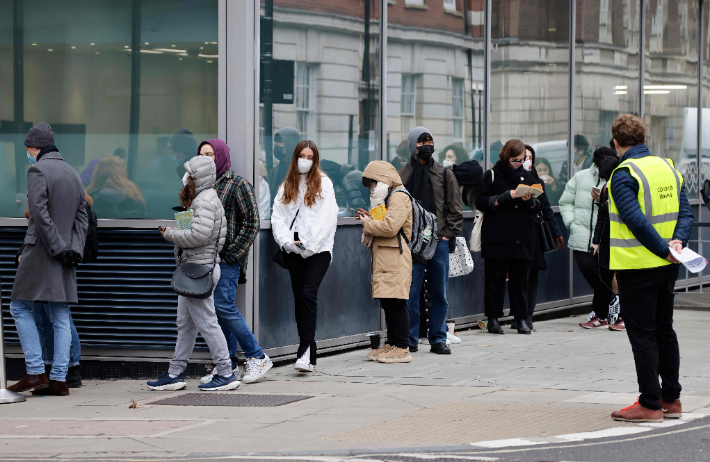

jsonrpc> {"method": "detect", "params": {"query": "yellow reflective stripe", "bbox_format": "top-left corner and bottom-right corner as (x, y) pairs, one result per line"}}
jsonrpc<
(608, 211), (678, 224)
(660, 158), (681, 197)
(609, 237), (642, 247)
(624, 161), (653, 219)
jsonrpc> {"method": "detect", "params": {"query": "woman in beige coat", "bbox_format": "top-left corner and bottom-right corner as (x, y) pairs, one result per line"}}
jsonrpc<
(357, 161), (413, 364)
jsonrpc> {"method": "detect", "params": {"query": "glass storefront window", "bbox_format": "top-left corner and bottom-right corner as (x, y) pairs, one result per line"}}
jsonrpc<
(0, 0), (219, 220)
(491, 0), (570, 206)
(575, 0), (640, 179)
(259, 0), (381, 217)
(386, 0), (485, 176)
(644, 0), (699, 198)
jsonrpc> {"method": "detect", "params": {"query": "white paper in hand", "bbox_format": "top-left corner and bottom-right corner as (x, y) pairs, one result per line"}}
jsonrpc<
(669, 246), (708, 273)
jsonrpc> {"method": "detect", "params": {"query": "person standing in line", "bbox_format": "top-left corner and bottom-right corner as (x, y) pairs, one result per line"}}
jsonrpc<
(9, 123), (89, 396)
(591, 150), (625, 331)
(272, 140), (338, 372)
(476, 139), (539, 335)
(168, 127), (199, 179)
(195, 139), (272, 385)
(608, 114), (693, 422)
(399, 127), (464, 354)
(357, 161), (413, 364)
(147, 156), (239, 392)
(559, 147), (618, 329)
(509, 145), (565, 331)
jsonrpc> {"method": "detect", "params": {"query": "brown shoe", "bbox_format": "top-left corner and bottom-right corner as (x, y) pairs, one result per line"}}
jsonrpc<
(376, 347), (413, 364)
(32, 380), (70, 397)
(367, 344), (391, 361)
(611, 400), (663, 423)
(660, 398), (682, 419)
(7, 374), (49, 393)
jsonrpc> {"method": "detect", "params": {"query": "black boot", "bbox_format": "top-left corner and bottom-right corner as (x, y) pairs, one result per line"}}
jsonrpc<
(527, 316), (535, 332)
(66, 366), (82, 388)
(510, 319), (518, 330)
(487, 318), (504, 335)
(517, 318), (532, 335)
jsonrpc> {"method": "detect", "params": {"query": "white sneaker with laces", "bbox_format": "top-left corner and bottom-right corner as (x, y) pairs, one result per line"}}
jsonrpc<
(243, 355), (273, 383)
(201, 365), (240, 384)
(294, 347), (315, 372)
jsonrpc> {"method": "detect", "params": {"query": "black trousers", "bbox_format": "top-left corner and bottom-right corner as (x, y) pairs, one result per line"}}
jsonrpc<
(574, 250), (615, 318)
(527, 268), (539, 321)
(285, 251), (331, 365)
(617, 265), (681, 410)
(380, 298), (410, 349)
(484, 258), (531, 319)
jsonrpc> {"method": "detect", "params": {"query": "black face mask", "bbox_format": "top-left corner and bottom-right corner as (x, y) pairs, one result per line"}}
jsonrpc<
(273, 145), (286, 161)
(417, 144), (435, 162)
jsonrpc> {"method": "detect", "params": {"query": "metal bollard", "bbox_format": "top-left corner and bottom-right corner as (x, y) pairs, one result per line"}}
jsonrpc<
(0, 278), (26, 404)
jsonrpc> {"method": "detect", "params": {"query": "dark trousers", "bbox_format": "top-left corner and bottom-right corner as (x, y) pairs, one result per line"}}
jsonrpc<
(527, 268), (539, 321)
(574, 250), (615, 318)
(285, 251), (331, 365)
(484, 258), (531, 319)
(617, 265), (681, 410)
(380, 298), (410, 349)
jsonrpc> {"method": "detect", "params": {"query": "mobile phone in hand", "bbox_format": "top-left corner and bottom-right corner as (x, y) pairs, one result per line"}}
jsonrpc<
(295, 242), (306, 250)
(592, 187), (601, 193)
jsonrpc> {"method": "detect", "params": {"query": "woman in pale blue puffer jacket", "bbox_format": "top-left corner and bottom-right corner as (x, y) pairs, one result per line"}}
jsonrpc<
(559, 150), (618, 329)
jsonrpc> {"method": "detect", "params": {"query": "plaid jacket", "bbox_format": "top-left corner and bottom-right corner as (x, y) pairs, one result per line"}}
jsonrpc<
(215, 169), (260, 270)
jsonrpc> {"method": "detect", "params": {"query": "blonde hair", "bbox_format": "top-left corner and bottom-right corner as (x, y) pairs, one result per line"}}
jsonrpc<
(86, 156), (145, 205)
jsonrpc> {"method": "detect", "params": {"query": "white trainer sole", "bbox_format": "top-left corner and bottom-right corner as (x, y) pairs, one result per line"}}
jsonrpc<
(147, 381), (187, 391)
(200, 380), (241, 391)
(243, 361), (273, 384)
(294, 363), (315, 372)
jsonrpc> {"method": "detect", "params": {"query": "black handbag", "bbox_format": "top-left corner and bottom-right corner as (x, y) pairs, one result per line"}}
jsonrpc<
(273, 209), (300, 269)
(171, 214), (223, 299)
(536, 212), (558, 253)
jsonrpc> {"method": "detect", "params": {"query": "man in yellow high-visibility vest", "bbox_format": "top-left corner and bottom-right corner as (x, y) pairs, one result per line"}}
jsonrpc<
(607, 114), (694, 423)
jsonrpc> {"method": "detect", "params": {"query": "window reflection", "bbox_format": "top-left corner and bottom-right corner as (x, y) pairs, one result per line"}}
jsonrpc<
(0, 0), (219, 219)
(491, 0), (570, 205)
(259, 0), (380, 217)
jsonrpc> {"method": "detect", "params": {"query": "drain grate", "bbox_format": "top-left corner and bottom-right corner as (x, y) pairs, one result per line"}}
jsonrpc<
(149, 393), (313, 407)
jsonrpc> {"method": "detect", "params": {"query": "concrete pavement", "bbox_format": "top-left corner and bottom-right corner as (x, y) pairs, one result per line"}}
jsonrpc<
(1, 310), (710, 459)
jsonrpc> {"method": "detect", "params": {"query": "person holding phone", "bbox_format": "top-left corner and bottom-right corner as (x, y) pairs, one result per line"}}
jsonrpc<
(559, 146), (617, 329)
(271, 140), (338, 373)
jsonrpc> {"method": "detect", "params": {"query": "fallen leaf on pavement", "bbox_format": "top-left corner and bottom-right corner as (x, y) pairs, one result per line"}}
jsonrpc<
(129, 399), (143, 409)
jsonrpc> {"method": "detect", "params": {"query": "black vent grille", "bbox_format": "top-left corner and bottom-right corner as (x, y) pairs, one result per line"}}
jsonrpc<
(0, 228), (206, 351)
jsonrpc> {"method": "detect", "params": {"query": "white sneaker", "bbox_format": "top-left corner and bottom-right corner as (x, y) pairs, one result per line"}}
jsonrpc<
(243, 355), (273, 383)
(200, 365), (240, 384)
(294, 347), (315, 372)
(447, 331), (462, 344)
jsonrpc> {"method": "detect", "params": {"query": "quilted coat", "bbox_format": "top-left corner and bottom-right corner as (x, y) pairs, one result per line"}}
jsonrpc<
(362, 161), (413, 300)
(163, 156), (227, 265)
(559, 165), (605, 252)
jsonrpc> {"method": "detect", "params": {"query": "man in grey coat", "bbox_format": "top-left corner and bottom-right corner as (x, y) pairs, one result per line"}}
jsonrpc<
(9, 123), (88, 396)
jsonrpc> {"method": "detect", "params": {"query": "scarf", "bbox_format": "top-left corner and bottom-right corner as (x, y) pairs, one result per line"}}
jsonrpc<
(405, 155), (436, 214)
(37, 144), (59, 162)
(370, 182), (390, 207)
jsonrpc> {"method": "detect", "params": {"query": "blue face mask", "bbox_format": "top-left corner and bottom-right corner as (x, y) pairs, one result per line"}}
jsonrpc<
(27, 151), (37, 165)
(171, 154), (182, 167)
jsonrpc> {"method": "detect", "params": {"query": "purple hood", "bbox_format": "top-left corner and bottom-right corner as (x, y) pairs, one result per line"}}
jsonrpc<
(199, 139), (231, 178)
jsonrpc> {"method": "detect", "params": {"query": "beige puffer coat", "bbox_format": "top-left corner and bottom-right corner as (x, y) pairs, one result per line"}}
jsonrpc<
(164, 156), (227, 265)
(362, 161), (413, 300)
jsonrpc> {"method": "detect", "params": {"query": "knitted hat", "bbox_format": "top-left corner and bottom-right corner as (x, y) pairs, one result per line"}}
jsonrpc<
(168, 127), (198, 156)
(25, 122), (55, 148)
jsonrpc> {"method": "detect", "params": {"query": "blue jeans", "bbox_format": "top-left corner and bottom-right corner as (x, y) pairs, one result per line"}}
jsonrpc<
(32, 303), (81, 367)
(407, 239), (450, 347)
(10, 300), (72, 381)
(214, 262), (264, 360)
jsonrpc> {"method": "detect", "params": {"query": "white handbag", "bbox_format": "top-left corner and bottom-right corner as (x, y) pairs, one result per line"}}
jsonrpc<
(449, 236), (474, 278)
(470, 169), (493, 252)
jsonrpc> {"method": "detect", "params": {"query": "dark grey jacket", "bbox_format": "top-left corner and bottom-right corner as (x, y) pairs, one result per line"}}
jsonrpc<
(12, 151), (88, 303)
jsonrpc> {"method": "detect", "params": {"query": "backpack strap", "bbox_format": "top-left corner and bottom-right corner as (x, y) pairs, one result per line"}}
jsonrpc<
(442, 166), (452, 230)
(385, 187), (412, 254)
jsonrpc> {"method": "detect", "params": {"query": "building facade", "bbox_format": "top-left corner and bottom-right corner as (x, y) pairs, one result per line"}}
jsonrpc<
(1, 0), (709, 362)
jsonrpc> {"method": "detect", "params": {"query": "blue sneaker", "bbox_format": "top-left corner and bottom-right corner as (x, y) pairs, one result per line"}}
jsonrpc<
(147, 372), (187, 391)
(198, 373), (241, 391)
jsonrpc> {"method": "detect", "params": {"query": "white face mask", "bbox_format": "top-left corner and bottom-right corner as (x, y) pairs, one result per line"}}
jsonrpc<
(369, 181), (390, 207)
(523, 159), (532, 171)
(182, 172), (190, 186)
(442, 159), (455, 168)
(298, 158), (313, 174)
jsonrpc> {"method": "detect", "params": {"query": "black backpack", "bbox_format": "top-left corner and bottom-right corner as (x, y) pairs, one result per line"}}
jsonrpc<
(82, 203), (99, 263)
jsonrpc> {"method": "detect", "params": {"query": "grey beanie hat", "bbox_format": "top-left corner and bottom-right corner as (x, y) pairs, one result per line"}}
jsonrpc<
(407, 126), (433, 156)
(25, 122), (55, 148)
(168, 127), (198, 156)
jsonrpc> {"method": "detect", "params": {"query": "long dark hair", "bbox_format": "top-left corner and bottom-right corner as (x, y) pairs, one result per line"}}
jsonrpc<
(281, 140), (323, 207)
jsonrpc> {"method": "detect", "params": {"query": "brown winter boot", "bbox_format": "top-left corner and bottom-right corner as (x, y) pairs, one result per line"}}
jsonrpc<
(7, 374), (49, 393)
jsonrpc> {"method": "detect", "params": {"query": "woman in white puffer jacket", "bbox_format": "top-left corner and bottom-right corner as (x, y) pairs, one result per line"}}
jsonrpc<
(147, 156), (238, 392)
(272, 140), (338, 373)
